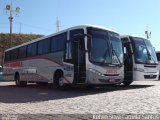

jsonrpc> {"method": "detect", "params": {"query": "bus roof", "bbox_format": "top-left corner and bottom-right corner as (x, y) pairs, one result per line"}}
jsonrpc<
(121, 35), (147, 40)
(5, 25), (119, 52)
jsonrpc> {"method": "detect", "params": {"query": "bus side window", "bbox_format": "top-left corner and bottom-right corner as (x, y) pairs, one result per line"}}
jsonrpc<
(157, 53), (160, 61)
(65, 41), (72, 60)
(51, 33), (67, 52)
(11, 49), (18, 60)
(27, 42), (37, 57)
(4, 51), (11, 62)
(64, 29), (84, 63)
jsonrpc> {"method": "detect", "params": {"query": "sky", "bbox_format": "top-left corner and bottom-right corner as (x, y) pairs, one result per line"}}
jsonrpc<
(0, 0), (160, 51)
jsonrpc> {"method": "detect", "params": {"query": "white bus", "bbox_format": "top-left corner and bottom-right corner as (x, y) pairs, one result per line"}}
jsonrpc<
(0, 66), (3, 80)
(121, 35), (159, 85)
(156, 51), (160, 79)
(3, 25), (124, 88)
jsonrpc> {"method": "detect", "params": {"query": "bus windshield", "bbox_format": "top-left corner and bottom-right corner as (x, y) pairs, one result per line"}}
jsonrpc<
(132, 37), (158, 64)
(87, 28), (123, 66)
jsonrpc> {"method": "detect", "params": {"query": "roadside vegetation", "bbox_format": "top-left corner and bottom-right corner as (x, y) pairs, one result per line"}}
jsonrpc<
(0, 33), (43, 65)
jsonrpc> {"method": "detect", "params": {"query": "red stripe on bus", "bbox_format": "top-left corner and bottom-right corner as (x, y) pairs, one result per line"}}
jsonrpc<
(4, 61), (22, 68)
(4, 57), (64, 68)
(31, 58), (64, 67)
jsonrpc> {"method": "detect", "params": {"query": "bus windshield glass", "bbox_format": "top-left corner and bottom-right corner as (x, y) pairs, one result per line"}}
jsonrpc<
(109, 32), (123, 64)
(87, 28), (123, 65)
(132, 37), (158, 64)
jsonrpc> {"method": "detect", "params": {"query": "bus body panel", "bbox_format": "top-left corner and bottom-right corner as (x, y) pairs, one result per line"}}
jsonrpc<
(86, 62), (124, 84)
(4, 52), (72, 83)
(3, 25), (124, 86)
(133, 64), (159, 81)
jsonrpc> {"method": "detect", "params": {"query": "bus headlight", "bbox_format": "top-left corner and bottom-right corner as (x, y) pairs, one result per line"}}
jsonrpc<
(88, 68), (103, 76)
(134, 67), (144, 72)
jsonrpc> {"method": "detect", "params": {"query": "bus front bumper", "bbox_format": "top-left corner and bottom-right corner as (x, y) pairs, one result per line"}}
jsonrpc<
(87, 70), (124, 85)
(133, 71), (159, 81)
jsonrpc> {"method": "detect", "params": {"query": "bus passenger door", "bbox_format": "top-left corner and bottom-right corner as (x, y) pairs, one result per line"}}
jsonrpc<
(73, 35), (86, 83)
(64, 29), (86, 84)
(122, 38), (133, 82)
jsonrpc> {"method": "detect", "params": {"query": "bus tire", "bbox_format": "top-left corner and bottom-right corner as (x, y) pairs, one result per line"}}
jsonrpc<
(123, 81), (132, 86)
(53, 70), (66, 89)
(15, 73), (27, 87)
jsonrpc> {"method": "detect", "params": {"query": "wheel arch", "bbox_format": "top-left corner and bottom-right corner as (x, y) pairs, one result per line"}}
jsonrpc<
(53, 69), (64, 80)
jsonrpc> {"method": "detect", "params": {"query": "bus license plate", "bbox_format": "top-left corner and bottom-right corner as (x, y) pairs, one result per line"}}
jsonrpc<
(106, 70), (117, 75)
(109, 79), (116, 83)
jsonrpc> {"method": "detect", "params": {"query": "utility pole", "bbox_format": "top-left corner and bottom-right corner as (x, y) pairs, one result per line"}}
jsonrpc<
(56, 17), (60, 32)
(19, 22), (22, 34)
(5, 0), (20, 48)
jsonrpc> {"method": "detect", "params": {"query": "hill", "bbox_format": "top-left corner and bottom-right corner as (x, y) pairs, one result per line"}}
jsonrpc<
(0, 33), (44, 65)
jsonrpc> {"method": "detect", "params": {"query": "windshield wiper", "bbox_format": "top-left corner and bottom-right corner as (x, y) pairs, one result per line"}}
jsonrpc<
(101, 48), (110, 65)
(143, 40), (156, 64)
(146, 49), (156, 64)
(110, 42), (122, 66)
(102, 43), (122, 66)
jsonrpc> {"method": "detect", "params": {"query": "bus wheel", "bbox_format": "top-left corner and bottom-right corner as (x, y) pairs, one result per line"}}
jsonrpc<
(123, 81), (132, 86)
(54, 71), (65, 89)
(15, 74), (27, 87)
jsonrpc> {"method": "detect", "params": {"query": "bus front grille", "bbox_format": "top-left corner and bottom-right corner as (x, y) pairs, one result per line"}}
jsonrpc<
(144, 75), (157, 79)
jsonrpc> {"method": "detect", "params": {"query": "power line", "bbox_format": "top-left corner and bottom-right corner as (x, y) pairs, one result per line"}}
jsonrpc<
(0, 22), (52, 31)
(14, 22), (53, 31)
(22, 23), (53, 31)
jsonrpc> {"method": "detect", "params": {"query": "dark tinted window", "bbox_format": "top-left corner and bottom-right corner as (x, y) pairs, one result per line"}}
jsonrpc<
(11, 49), (18, 60)
(27, 42), (37, 57)
(64, 29), (84, 63)
(4, 51), (11, 62)
(70, 29), (84, 42)
(156, 53), (160, 61)
(0, 67), (2, 72)
(38, 38), (50, 55)
(51, 33), (67, 52)
(19, 46), (27, 59)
